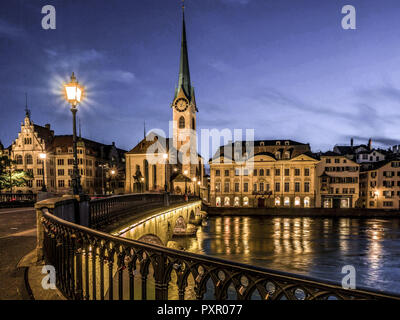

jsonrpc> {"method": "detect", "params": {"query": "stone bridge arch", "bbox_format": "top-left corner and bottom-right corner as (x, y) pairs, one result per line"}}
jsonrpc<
(117, 201), (203, 246)
(137, 234), (164, 246)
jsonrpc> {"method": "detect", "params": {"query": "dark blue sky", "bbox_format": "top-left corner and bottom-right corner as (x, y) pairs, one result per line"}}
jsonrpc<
(1, 0), (400, 155)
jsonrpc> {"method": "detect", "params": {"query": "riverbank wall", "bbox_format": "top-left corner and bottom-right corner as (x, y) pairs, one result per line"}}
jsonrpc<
(206, 207), (400, 218)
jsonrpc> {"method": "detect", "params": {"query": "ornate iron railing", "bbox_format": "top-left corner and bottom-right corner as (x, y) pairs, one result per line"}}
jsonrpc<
(40, 209), (400, 301)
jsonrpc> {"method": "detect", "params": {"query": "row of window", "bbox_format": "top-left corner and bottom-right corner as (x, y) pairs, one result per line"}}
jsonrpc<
(322, 177), (358, 183)
(216, 181), (311, 193)
(325, 188), (356, 194)
(215, 196), (311, 207)
(15, 155), (94, 167)
(324, 166), (358, 172)
(325, 158), (348, 164)
(215, 168), (311, 177)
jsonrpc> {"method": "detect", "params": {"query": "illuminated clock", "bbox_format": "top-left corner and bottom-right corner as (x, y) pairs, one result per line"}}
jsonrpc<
(174, 98), (189, 112)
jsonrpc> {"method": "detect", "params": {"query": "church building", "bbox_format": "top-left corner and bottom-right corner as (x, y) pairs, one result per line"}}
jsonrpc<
(125, 7), (205, 197)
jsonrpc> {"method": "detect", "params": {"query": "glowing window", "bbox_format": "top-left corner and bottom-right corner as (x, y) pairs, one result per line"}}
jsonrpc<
(275, 197), (281, 206)
(284, 197), (290, 206)
(224, 197), (230, 206)
(295, 197), (301, 206)
(304, 197), (310, 208)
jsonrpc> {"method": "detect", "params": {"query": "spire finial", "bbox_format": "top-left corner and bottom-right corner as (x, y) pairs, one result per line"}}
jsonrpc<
(182, 0), (185, 12)
(25, 93), (31, 119)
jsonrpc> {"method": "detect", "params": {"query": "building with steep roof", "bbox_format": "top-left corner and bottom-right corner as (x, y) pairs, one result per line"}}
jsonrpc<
(8, 110), (126, 195)
(359, 156), (400, 209)
(125, 6), (205, 198)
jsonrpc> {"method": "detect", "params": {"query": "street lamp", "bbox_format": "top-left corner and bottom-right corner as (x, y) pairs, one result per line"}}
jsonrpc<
(163, 153), (168, 192)
(192, 177), (197, 196)
(110, 169), (116, 194)
(197, 180), (201, 198)
(64, 72), (84, 195)
(39, 153), (47, 192)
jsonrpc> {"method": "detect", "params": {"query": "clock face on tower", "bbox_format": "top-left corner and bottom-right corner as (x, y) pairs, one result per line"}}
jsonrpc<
(174, 98), (189, 112)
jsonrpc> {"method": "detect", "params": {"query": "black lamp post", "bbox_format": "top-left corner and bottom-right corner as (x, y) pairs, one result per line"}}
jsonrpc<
(163, 153), (168, 192)
(184, 169), (188, 194)
(64, 72), (84, 195)
(39, 153), (47, 192)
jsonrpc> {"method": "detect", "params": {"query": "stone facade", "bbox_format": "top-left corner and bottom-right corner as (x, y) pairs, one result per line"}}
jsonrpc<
(7, 111), (126, 195)
(209, 140), (318, 208)
(125, 9), (206, 197)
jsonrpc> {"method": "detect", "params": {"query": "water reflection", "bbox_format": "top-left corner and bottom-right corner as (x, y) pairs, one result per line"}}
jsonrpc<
(168, 216), (400, 294)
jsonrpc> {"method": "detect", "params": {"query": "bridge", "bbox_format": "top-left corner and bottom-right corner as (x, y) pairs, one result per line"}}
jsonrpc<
(35, 193), (400, 300)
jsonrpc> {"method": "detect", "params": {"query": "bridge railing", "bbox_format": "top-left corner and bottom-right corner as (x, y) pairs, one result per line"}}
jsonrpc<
(89, 193), (200, 229)
(39, 206), (400, 301)
(0, 192), (37, 203)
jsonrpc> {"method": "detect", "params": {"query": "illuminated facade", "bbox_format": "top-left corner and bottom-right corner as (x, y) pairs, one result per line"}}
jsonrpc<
(125, 8), (205, 196)
(209, 140), (318, 208)
(8, 110), (126, 195)
(359, 157), (400, 209)
(315, 152), (360, 208)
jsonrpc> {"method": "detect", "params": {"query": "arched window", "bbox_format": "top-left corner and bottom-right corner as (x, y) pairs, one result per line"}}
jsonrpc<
(191, 118), (195, 130)
(243, 197), (249, 206)
(179, 116), (185, 129)
(234, 197), (240, 207)
(16, 155), (23, 165)
(295, 196), (301, 207)
(25, 154), (33, 165)
(275, 197), (281, 206)
(284, 197), (290, 206)
(216, 197), (221, 207)
(224, 197), (230, 206)
(304, 197), (310, 208)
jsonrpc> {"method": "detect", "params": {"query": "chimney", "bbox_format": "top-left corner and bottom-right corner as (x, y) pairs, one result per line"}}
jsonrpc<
(350, 138), (354, 147)
(45, 124), (50, 130)
(368, 138), (372, 150)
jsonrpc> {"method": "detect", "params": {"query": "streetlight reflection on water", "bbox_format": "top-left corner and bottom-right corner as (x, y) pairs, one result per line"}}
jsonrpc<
(119, 215), (400, 294)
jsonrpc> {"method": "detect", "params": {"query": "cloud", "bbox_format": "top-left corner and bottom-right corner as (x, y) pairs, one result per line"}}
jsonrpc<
(208, 60), (232, 73)
(0, 19), (25, 38)
(221, 0), (251, 5)
(103, 70), (136, 84)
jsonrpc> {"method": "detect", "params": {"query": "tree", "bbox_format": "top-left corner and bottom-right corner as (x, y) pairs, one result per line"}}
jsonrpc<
(0, 156), (34, 193)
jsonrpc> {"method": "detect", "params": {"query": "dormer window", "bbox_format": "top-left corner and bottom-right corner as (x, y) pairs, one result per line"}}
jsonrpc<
(275, 152), (281, 159)
(285, 141), (290, 146)
(284, 152), (290, 159)
(260, 142), (265, 146)
(276, 141), (281, 146)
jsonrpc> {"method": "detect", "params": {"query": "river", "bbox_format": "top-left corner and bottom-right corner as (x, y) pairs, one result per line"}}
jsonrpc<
(169, 216), (400, 295)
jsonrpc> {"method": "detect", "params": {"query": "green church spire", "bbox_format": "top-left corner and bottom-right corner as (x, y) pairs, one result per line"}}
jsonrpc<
(177, 3), (192, 100)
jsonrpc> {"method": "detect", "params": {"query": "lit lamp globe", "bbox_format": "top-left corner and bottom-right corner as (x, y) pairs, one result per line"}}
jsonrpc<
(64, 72), (84, 107)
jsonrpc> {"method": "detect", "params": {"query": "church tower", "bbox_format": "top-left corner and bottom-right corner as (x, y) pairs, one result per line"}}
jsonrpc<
(171, 4), (198, 175)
